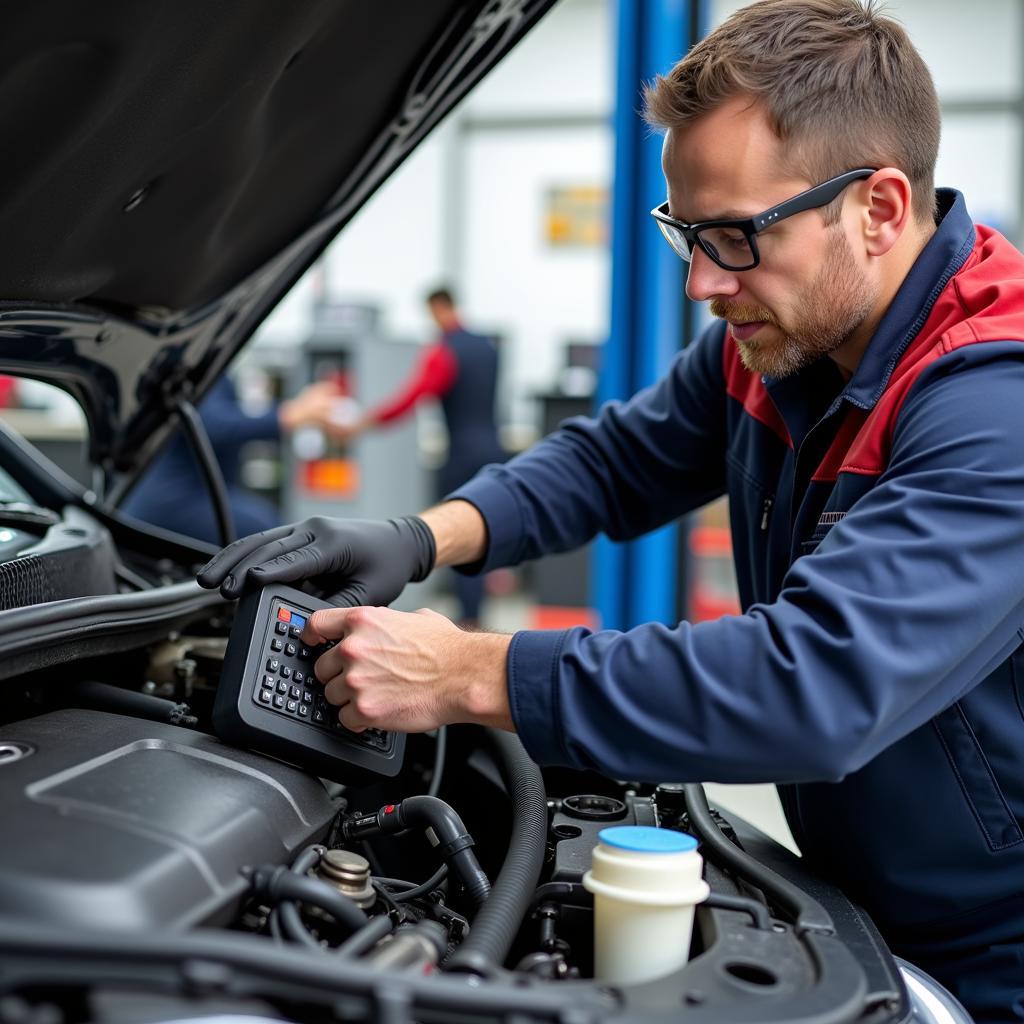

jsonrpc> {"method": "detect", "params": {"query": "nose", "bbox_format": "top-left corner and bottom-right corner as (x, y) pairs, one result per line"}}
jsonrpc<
(684, 247), (742, 303)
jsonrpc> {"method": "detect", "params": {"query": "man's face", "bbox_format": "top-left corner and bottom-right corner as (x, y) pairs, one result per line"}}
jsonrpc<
(428, 299), (458, 333)
(663, 97), (878, 377)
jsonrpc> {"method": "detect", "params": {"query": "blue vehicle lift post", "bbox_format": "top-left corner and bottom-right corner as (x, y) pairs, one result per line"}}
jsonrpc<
(593, 0), (708, 631)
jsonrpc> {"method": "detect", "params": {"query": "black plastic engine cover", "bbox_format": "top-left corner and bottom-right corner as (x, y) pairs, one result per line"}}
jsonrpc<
(0, 709), (337, 930)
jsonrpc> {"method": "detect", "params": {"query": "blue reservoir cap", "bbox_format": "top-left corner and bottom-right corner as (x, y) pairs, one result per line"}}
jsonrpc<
(598, 826), (697, 853)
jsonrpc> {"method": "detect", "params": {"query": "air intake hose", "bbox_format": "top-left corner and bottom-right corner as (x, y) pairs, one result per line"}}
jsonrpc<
(445, 730), (547, 975)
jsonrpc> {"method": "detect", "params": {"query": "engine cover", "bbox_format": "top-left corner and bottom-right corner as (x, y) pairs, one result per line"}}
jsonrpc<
(0, 709), (337, 930)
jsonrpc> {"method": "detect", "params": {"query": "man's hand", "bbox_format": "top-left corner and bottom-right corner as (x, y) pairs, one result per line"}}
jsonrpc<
(278, 380), (342, 432)
(302, 606), (514, 733)
(196, 516), (435, 604)
(323, 416), (369, 448)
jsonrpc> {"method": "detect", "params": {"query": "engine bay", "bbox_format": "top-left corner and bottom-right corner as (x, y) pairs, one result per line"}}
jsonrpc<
(0, 500), (919, 1024)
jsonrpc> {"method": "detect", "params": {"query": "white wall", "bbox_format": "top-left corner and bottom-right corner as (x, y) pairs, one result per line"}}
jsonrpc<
(454, 0), (614, 422)
(459, 127), (612, 418)
(895, 0), (1020, 99)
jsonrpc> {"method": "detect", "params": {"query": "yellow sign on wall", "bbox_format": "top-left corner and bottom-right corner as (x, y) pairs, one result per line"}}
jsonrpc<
(545, 184), (607, 247)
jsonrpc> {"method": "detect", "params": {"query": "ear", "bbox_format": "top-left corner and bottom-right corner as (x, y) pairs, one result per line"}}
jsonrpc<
(859, 168), (913, 258)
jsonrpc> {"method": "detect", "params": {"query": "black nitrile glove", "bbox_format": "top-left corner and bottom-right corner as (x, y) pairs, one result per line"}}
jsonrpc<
(196, 515), (436, 607)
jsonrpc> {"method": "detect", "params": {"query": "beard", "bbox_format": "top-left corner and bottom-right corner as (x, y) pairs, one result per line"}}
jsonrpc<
(710, 228), (877, 378)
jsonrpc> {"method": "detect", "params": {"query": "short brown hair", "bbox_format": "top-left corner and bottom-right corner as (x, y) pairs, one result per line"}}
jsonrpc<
(644, 0), (940, 223)
(426, 286), (455, 307)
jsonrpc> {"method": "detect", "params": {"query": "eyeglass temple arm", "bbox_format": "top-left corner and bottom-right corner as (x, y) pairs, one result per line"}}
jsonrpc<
(751, 168), (876, 231)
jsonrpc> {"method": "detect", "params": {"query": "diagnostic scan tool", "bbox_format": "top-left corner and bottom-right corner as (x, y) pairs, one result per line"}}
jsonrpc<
(213, 584), (405, 780)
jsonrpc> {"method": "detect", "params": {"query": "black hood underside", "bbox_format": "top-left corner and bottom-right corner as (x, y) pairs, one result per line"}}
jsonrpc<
(3, 0), (490, 310)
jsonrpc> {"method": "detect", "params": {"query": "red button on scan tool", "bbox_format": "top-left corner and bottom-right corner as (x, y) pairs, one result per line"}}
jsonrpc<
(277, 608), (291, 623)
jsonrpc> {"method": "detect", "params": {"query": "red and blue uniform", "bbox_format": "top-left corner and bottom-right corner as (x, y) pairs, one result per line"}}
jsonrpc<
(452, 190), (1024, 1020)
(369, 327), (503, 494)
(372, 326), (504, 621)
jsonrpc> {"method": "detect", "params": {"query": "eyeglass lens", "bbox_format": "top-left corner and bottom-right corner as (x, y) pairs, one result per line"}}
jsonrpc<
(697, 226), (755, 269)
(656, 221), (755, 270)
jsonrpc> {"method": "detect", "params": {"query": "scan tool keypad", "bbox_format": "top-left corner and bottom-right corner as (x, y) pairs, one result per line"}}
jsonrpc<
(252, 601), (389, 751)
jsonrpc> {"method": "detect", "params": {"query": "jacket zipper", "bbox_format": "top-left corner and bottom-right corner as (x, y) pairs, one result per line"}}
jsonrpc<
(760, 496), (775, 531)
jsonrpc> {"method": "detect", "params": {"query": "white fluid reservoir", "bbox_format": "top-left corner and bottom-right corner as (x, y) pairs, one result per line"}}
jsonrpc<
(583, 825), (710, 986)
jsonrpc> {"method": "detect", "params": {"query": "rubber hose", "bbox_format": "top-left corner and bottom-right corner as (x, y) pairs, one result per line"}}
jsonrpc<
(335, 914), (395, 959)
(278, 899), (323, 948)
(391, 863), (449, 904)
(682, 784), (834, 935)
(71, 680), (197, 727)
(250, 864), (367, 936)
(276, 845), (326, 948)
(704, 890), (771, 930)
(445, 730), (547, 974)
(397, 796), (491, 906)
(176, 397), (235, 546)
(427, 726), (447, 797)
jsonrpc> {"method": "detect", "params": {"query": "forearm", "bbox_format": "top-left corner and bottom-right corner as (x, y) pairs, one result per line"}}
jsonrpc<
(419, 500), (488, 568)
(454, 630), (515, 730)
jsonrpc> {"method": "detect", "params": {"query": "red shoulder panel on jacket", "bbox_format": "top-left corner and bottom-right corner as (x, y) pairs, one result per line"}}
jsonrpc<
(813, 226), (1024, 482)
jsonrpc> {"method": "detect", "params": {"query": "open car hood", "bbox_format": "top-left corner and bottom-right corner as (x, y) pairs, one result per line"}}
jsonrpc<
(0, 0), (555, 480)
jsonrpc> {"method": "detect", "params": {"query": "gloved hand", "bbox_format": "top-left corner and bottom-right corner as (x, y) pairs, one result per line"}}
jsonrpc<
(196, 515), (436, 607)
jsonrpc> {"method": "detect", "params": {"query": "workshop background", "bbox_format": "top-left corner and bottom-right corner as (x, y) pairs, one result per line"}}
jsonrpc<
(254, 0), (1022, 636)
(1, 0), (1019, 849)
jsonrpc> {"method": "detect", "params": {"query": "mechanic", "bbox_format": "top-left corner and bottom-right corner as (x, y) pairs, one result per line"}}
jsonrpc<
(330, 286), (505, 627)
(199, 1), (1024, 1018)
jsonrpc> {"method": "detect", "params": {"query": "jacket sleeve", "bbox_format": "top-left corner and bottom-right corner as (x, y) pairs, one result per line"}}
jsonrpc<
(199, 377), (281, 446)
(449, 323), (729, 570)
(368, 343), (458, 425)
(507, 344), (1024, 784)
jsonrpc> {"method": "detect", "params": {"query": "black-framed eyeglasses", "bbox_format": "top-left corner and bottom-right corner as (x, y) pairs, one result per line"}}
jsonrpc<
(651, 167), (877, 271)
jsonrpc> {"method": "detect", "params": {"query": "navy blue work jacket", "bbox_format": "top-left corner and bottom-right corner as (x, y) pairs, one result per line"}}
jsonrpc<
(438, 328), (504, 494)
(453, 191), (1024, 1018)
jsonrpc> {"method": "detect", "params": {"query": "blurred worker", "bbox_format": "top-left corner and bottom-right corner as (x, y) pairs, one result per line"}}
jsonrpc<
(330, 287), (504, 627)
(123, 374), (338, 545)
(201, 2), (1024, 1018)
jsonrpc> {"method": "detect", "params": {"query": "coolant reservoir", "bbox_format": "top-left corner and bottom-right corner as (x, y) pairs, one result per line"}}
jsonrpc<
(583, 825), (709, 985)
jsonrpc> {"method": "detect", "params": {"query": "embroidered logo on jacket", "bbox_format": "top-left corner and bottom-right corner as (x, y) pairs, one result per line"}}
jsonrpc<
(816, 511), (847, 529)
